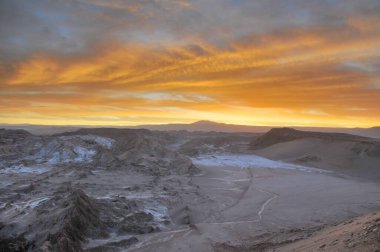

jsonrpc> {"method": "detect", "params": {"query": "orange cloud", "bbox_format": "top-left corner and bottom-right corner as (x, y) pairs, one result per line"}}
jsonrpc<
(1, 22), (380, 127)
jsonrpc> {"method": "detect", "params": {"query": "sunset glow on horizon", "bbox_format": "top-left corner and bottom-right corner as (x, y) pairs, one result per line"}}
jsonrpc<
(1, 0), (380, 127)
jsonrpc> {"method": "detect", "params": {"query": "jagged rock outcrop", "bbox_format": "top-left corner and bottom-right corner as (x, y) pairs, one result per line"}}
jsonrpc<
(178, 134), (253, 156)
(0, 187), (163, 251)
(42, 189), (103, 252)
(60, 128), (199, 175)
(1, 128), (199, 175)
(0, 234), (34, 252)
(0, 188), (102, 252)
(0, 128), (31, 144)
(0, 129), (34, 160)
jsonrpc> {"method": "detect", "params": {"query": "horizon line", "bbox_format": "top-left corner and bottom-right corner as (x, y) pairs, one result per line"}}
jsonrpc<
(0, 121), (378, 129)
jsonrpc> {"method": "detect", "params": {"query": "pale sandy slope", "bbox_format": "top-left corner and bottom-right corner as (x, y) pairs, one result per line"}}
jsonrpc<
(253, 138), (380, 180)
(251, 128), (380, 181)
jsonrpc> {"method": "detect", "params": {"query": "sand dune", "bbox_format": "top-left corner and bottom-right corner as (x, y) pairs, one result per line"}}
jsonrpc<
(250, 127), (372, 149)
(251, 128), (380, 181)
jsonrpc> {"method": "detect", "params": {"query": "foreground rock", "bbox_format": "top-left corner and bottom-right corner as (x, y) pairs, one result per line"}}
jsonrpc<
(0, 187), (164, 251)
(276, 211), (380, 252)
(0, 128), (201, 251)
(214, 211), (380, 252)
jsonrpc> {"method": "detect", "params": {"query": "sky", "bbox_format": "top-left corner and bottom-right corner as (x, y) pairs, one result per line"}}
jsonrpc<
(1, 0), (380, 127)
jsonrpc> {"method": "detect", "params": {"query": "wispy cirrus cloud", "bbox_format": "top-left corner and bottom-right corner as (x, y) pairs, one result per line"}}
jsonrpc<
(1, 0), (380, 126)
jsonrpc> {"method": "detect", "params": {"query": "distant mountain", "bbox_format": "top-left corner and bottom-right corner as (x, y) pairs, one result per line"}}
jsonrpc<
(131, 121), (380, 138)
(355, 126), (380, 139)
(1, 121), (380, 138)
(130, 120), (273, 133)
(0, 124), (82, 135)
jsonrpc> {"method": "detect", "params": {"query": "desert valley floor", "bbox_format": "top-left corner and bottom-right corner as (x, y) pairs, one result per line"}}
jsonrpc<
(0, 127), (380, 251)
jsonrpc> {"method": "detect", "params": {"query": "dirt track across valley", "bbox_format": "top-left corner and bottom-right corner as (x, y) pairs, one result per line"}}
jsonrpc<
(127, 162), (380, 252)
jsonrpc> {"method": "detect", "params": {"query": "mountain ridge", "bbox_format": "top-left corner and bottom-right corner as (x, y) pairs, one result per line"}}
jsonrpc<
(1, 121), (380, 138)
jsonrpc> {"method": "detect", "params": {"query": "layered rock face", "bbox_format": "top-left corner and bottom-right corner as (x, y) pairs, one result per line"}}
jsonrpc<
(0, 128), (200, 251)
(0, 128), (198, 175)
(0, 187), (161, 251)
